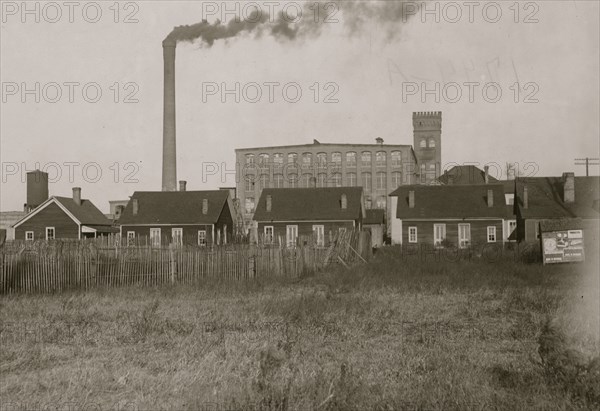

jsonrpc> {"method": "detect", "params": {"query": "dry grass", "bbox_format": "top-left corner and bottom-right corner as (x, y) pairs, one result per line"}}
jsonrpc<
(1, 247), (598, 410)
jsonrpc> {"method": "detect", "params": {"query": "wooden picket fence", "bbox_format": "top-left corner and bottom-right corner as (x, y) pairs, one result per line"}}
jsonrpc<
(0, 230), (371, 294)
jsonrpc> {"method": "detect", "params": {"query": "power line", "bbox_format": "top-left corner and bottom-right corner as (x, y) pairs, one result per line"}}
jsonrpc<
(574, 157), (600, 176)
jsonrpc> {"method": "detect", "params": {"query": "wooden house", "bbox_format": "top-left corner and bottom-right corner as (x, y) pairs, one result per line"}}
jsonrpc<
(118, 190), (235, 246)
(389, 184), (511, 248)
(514, 173), (599, 245)
(13, 188), (115, 240)
(252, 187), (365, 247)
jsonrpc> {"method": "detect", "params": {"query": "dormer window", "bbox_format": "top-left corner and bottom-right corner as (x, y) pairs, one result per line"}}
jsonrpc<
(505, 193), (515, 205)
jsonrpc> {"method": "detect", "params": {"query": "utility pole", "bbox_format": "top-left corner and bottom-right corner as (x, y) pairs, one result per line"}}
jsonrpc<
(574, 158), (600, 176)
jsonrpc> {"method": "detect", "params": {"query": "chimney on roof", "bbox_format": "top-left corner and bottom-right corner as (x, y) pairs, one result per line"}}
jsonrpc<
(179, 180), (187, 191)
(266, 194), (272, 212)
(341, 193), (347, 209)
(72, 187), (81, 206)
(376, 137), (384, 145)
(484, 166), (489, 184)
(562, 172), (575, 203)
(409, 190), (415, 208)
(487, 189), (494, 208)
(132, 199), (139, 215)
(523, 185), (528, 209)
(202, 199), (208, 215)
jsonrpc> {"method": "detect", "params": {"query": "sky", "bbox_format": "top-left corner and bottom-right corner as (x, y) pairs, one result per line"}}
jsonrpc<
(1, 0), (599, 213)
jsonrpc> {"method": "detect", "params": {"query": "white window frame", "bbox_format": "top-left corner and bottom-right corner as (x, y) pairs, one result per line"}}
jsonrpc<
(376, 151), (386, 167)
(127, 231), (135, 246)
(458, 224), (471, 248)
(487, 226), (497, 243)
(361, 151), (372, 167)
(45, 227), (55, 240)
(198, 230), (207, 246)
(408, 227), (417, 243)
(391, 172), (402, 189)
(273, 174), (284, 188)
(286, 225), (298, 247)
(433, 224), (446, 247)
(346, 152), (356, 168)
(376, 172), (386, 190)
(313, 225), (325, 247)
(216, 229), (221, 245)
(25, 231), (34, 241)
(150, 228), (161, 247)
(347, 172), (356, 187)
(391, 151), (402, 167)
(172, 228), (183, 246)
(223, 225), (227, 245)
(264, 226), (274, 244)
(362, 172), (372, 191)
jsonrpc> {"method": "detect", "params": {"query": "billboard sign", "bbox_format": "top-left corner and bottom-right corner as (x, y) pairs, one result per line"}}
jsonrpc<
(541, 229), (585, 264)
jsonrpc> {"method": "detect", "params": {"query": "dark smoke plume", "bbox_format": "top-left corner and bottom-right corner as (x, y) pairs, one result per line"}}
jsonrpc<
(164, 1), (419, 46)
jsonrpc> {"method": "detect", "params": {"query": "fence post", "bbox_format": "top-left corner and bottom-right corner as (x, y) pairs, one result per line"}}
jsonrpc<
(169, 243), (176, 284)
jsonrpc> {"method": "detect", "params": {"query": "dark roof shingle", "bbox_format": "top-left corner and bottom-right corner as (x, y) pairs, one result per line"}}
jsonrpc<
(118, 191), (230, 225)
(54, 197), (112, 226)
(515, 176), (599, 219)
(253, 187), (363, 222)
(437, 165), (499, 185)
(390, 184), (510, 219)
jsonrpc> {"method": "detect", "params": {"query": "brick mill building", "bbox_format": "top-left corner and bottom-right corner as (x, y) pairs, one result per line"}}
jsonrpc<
(235, 112), (443, 230)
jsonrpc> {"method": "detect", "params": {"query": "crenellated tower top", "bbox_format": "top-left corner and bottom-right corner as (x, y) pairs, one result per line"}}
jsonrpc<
(413, 111), (442, 131)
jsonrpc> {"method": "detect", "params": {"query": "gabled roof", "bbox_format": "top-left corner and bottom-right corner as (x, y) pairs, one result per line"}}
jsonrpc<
(253, 187), (364, 222)
(118, 190), (230, 225)
(437, 165), (499, 185)
(515, 176), (599, 219)
(54, 197), (111, 225)
(364, 209), (385, 225)
(13, 196), (111, 228)
(389, 184), (510, 219)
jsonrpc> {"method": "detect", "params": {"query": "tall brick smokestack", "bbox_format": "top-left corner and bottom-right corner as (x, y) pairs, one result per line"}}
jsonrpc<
(162, 39), (177, 191)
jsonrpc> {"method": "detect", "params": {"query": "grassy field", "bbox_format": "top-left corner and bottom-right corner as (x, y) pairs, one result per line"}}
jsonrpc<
(1, 247), (599, 410)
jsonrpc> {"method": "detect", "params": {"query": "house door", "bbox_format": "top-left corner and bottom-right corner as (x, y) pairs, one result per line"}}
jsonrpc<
(458, 224), (471, 248)
(433, 224), (446, 247)
(171, 228), (183, 246)
(312, 225), (325, 247)
(286, 225), (298, 247)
